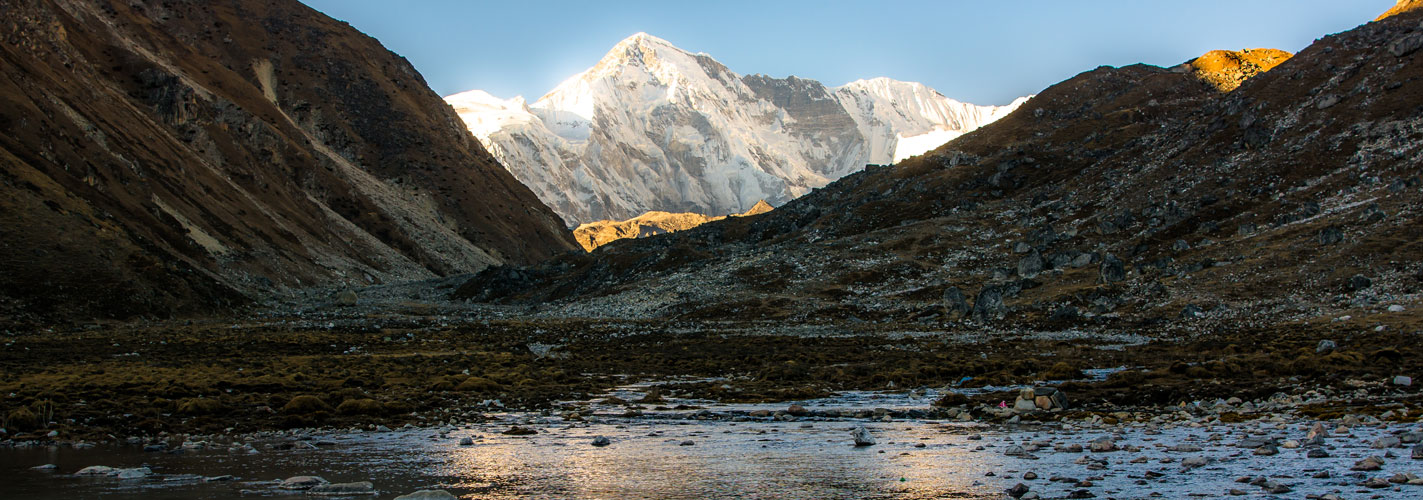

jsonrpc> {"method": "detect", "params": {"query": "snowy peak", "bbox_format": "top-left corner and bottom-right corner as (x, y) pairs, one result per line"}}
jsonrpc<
(449, 33), (1029, 225)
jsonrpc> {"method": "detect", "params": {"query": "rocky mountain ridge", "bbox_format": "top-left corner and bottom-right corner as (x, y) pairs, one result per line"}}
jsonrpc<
(448, 33), (1026, 225)
(456, 9), (1423, 333)
(0, 0), (576, 322)
(573, 200), (773, 252)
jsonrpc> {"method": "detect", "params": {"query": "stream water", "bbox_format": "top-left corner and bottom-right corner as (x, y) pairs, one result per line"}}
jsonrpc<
(3, 385), (1420, 499)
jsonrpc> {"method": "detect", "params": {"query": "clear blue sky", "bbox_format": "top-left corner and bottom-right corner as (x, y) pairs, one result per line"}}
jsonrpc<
(300, 0), (1392, 105)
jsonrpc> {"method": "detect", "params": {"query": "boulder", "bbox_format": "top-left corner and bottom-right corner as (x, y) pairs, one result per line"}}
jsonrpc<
(394, 491), (458, 500)
(334, 290), (358, 306)
(115, 468), (150, 479)
(75, 466), (116, 476)
(943, 287), (970, 318)
(1179, 304), (1203, 319)
(309, 481), (376, 496)
(1375, 436), (1403, 449)
(1389, 32), (1423, 57)
(851, 426), (875, 446)
(279, 476), (329, 490)
(786, 404), (809, 416)
(1393, 375), (1412, 386)
(1349, 274), (1373, 291)
(591, 436), (611, 447)
(1319, 226), (1344, 245)
(970, 285), (1006, 321)
(1315, 340), (1337, 354)
(1088, 437), (1117, 453)
(1099, 254), (1125, 283)
(1352, 456), (1385, 471)
(1007, 483), (1031, 498)
(1017, 250), (1044, 279)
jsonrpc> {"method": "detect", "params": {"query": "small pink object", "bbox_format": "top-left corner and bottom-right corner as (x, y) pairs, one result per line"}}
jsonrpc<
(998, 401), (1008, 408)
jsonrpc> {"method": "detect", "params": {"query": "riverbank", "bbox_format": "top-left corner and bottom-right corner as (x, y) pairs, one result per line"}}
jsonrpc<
(3, 304), (1420, 444)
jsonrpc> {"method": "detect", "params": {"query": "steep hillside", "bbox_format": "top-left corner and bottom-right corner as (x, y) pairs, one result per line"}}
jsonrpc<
(0, 0), (576, 322)
(457, 11), (1423, 331)
(573, 200), (773, 252)
(448, 33), (1024, 225)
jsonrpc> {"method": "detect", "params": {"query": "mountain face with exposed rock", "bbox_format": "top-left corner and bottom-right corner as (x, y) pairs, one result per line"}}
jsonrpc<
(457, 9), (1423, 331)
(447, 33), (1026, 225)
(573, 200), (773, 252)
(0, 0), (576, 321)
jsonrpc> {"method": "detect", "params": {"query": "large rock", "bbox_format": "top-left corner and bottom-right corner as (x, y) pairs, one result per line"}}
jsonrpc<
(394, 491), (458, 500)
(971, 285), (1006, 320)
(1389, 32), (1423, 57)
(1017, 250), (1045, 279)
(943, 287), (970, 318)
(308, 481), (376, 496)
(851, 426), (876, 446)
(279, 476), (329, 490)
(1099, 254), (1126, 283)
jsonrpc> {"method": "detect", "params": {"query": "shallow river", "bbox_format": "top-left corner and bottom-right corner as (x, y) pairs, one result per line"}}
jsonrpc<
(3, 388), (1420, 499)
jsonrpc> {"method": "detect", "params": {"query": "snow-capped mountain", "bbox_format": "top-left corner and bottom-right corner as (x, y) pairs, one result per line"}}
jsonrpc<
(447, 33), (1028, 225)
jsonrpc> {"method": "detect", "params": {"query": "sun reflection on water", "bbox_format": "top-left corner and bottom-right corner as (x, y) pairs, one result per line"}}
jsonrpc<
(428, 421), (999, 499)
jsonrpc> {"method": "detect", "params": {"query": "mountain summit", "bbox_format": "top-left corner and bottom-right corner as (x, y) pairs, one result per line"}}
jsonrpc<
(448, 34), (1026, 225)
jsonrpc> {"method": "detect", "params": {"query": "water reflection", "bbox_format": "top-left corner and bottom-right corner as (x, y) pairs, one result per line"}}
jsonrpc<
(429, 420), (997, 499)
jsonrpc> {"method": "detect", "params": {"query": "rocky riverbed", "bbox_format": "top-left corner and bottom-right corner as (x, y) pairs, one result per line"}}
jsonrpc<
(4, 384), (1423, 499)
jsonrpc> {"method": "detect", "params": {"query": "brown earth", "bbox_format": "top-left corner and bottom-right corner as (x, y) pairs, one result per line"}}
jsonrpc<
(573, 200), (773, 251)
(0, 0), (578, 324)
(2, 310), (1419, 441)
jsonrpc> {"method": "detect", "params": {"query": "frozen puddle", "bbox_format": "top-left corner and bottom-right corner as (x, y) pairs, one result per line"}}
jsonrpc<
(3, 404), (1421, 499)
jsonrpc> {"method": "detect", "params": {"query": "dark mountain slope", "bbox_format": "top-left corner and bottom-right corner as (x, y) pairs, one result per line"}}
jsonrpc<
(458, 10), (1423, 330)
(0, 0), (577, 321)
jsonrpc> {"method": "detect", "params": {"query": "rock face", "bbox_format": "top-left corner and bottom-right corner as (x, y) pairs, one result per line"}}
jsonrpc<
(1183, 49), (1292, 91)
(1378, 0), (1423, 21)
(0, 0), (576, 321)
(448, 33), (1027, 225)
(457, 8), (1423, 329)
(573, 200), (773, 251)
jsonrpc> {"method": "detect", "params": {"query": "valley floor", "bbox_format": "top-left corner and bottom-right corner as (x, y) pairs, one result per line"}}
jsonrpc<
(2, 288), (1419, 444)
